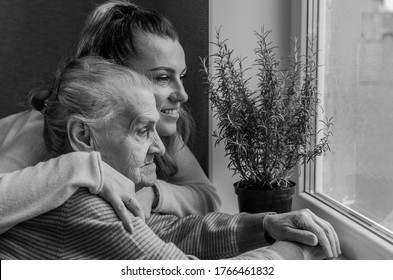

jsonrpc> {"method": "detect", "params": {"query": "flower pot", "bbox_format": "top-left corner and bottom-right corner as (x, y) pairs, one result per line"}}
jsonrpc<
(234, 181), (295, 214)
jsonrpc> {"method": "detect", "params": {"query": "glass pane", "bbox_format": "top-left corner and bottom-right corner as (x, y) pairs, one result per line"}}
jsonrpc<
(317, 0), (393, 234)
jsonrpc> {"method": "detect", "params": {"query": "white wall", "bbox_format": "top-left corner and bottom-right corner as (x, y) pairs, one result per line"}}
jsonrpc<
(208, 0), (296, 214)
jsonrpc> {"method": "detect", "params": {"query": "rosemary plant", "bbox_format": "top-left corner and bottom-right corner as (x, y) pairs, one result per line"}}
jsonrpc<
(201, 28), (333, 191)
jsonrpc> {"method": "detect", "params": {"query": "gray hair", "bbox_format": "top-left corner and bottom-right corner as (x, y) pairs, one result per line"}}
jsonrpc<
(30, 56), (154, 155)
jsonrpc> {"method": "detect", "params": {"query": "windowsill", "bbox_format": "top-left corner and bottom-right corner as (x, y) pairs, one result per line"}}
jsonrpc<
(293, 192), (393, 260)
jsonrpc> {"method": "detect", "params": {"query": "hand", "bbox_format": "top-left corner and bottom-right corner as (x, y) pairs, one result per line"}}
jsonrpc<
(98, 162), (146, 233)
(263, 209), (341, 259)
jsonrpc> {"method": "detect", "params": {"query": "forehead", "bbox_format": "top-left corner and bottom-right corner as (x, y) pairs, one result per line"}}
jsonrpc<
(120, 87), (159, 124)
(130, 34), (186, 71)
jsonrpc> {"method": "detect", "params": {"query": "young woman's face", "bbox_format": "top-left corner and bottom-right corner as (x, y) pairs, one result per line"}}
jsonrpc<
(128, 35), (188, 137)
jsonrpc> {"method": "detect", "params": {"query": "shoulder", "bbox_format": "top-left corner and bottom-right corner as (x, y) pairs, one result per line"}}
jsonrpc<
(63, 188), (117, 220)
(0, 110), (48, 170)
(0, 110), (43, 142)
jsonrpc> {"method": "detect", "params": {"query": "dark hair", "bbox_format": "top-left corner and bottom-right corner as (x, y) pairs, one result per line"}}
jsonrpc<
(29, 56), (154, 156)
(75, 0), (179, 63)
(72, 0), (194, 179)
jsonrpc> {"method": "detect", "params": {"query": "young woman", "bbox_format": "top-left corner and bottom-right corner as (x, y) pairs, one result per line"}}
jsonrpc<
(0, 0), (220, 234)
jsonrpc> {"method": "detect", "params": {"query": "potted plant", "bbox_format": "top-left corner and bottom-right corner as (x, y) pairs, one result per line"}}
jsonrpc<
(201, 28), (333, 214)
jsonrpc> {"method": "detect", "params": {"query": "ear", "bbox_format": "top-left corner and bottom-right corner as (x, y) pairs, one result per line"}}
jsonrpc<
(67, 117), (96, 152)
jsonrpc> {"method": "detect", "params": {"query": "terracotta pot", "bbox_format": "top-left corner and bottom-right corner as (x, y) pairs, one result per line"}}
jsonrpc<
(234, 181), (296, 214)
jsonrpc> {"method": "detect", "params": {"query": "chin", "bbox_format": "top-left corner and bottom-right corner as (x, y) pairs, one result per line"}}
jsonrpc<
(156, 124), (177, 137)
(136, 167), (157, 190)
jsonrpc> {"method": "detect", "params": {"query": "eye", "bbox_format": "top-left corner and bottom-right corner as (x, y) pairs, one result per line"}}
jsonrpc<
(138, 128), (149, 137)
(180, 73), (187, 83)
(153, 74), (170, 87)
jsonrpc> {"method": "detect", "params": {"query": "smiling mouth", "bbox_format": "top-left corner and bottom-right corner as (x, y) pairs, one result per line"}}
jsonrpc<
(160, 109), (179, 116)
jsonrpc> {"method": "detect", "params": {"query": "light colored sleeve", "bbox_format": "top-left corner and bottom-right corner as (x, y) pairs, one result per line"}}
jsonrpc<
(0, 110), (49, 173)
(0, 151), (104, 234)
(0, 111), (104, 234)
(153, 139), (221, 216)
(153, 179), (221, 216)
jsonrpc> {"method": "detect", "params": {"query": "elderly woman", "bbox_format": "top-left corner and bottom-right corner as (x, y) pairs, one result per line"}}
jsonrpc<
(0, 56), (329, 260)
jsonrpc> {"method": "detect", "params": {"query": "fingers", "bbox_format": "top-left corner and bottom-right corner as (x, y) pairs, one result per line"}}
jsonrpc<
(325, 221), (340, 257)
(294, 225), (333, 259)
(286, 228), (318, 246)
(327, 219), (341, 255)
(306, 211), (341, 258)
(100, 162), (147, 233)
(312, 216), (341, 258)
(267, 209), (341, 259)
(125, 196), (146, 222)
(111, 196), (134, 233)
(290, 209), (340, 259)
(110, 195), (146, 234)
(333, 226), (341, 255)
(308, 222), (333, 258)
(103, 191), (146, 234)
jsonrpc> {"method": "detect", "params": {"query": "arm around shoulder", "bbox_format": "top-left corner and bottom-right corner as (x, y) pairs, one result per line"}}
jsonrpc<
(0, 151), (104, 233)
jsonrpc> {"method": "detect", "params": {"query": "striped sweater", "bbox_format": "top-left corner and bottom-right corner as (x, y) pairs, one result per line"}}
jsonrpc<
(0, 188), (285, 260)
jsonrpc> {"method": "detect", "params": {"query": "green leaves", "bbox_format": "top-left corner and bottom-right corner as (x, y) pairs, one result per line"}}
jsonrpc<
(201, 28), (333, 190)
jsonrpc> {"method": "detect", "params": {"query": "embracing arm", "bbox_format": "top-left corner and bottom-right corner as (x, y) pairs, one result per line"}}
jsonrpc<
(152, 138), (221, 217)
(0, 112), (105, 233)
(0, 152), (104, 234)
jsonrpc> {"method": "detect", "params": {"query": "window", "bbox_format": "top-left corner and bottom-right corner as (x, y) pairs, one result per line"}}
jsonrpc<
(294, 0), (393, 259)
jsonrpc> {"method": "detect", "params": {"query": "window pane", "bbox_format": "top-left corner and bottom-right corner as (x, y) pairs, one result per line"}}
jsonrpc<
(317, 0), (393, 235)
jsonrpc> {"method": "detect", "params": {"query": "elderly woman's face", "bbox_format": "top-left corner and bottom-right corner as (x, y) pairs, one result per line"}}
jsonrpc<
(94, 87), (165, 190)
(128, 35), (188, 137)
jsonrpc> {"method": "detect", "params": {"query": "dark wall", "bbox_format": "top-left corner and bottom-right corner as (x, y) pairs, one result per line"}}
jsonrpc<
(0, 0), (209, 174)
(0, 0), (103, 117)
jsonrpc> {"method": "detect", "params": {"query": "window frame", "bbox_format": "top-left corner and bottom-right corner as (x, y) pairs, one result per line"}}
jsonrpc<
(292, 0), (393, 260)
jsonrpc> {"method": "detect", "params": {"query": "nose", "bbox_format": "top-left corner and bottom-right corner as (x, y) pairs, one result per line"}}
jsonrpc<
(149, 131), (165, 156)
(169, 80), (188, 103)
